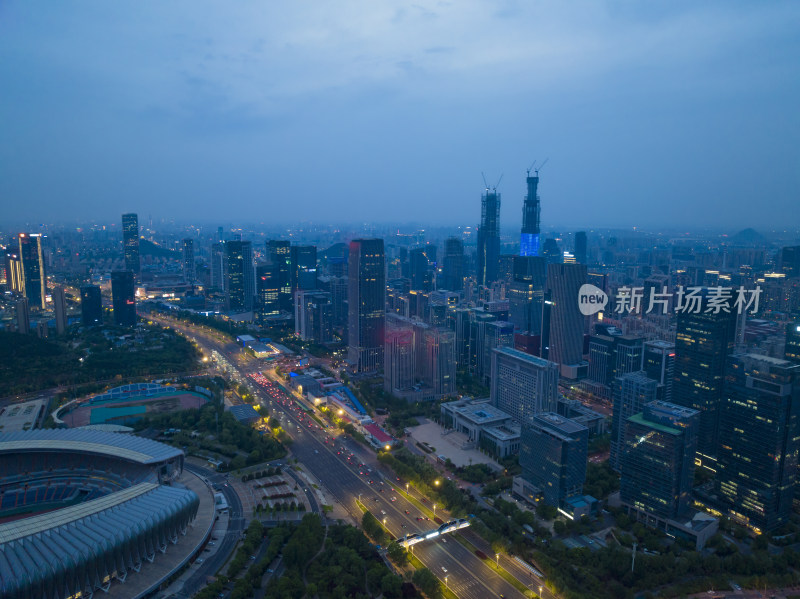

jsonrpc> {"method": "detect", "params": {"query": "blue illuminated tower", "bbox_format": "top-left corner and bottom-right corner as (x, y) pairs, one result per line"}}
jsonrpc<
(520, 168), (541, 257)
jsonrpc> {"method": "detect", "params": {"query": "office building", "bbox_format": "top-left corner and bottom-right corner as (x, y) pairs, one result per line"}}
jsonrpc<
(520, 168), (541, 257)
(519, 413), (588, 507)
(644, 340), (675, 402)
(490, 347), (560, 424)
(542, 238), (561, 264)
(122, 213), (140, 278)
(610, 371), (659, 471)
(786, 321), (800, 365)
(781, 246), (800, 278)
(256, 264), (281, 321)
(267, 240), (292, 312)
(225, 240), (254, 313)
(348, 239), (385, 372)
(182, 238), (195, 282)
(545, 263), (587, 371)
(409, 247), (431, 291)
(441, 237), (464, 291)
(477, 187), (501, 286)
(18, 233), (47, 309)
(620, 401), (699, 520)
(385, 327), (416, 395)
(508, 256), (546, 335)
(210, 242), (225, 291)
(715, 354), (800, 532)
(15, 298), (30, 334)
(423, 327), (457, 397)
(53, 285), (67, 335)
(673, 300), (737, 469)
(587, 330), (644, 392)
(290, 245), (317, 292)
(5, 245), (21, 293)
(574, 231), (587, 265)
(80, 284), (103, 326)
(294, 290), (333, 343)
(111, 271), (136, 327)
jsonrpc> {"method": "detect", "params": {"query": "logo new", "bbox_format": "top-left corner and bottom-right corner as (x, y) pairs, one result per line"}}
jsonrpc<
(578, 284), (608, 316)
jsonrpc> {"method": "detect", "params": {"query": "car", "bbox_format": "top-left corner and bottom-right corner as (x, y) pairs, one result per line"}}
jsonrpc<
(196, 558), (205, 564)
(441, 566), (447, 573)
(391, 497), (396, 501)
(381, 510), (386, 515)
(405, 510), (410, 514)
(401, 524), (407, 528)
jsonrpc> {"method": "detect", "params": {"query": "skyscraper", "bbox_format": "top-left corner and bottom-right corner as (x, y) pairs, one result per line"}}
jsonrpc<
(545, 263), (587, 370)
(256, 264), (281, 321)
(620, 400), (699, 521)
(225, 241), (254, 313)
(715, 354), (800, 532)
(53, 286), (67, 335)
(15, 298), (30, 334)
(17, 233), (47, 309)
(423, 328), (457, 397)
(294, 290), (333, 343)
(508, 256), (546, 335)
(673, 299), (737, 468)
(441, 237), (465, 292)
(80, 284), (103, 326)
(122, 213), (140, 278)
(409, 248), (431, 291)
(643, 340), (675, 402)
(520, 169), (541, 257)
(610, 371), (658, 471)
(574, 231), (587, 265)
(348, 239), (385, 372)
(290, 245), (317, 292)
(490, 347), (560, 424)
(384, 327), (416, 395)
(519, 413), (588, 508)
(210, 242), (225, 291)
(182, 238), (195, 282)
(786, 321), (800, 365)
(111, 271), (136, 327)
(477, 187), (501, 286)
(267, 240), (292, 312)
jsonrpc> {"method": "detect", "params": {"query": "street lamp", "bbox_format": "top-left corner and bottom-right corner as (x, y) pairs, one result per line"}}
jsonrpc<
(495, 553), (499, 567)
(539, 585), (543, 598)
(444, 575), (448, 589)
(433, 503), (436, 517)
(405, 482), (409, 495)
(383, 517), (387, 528)
(358, 493), (361, 503)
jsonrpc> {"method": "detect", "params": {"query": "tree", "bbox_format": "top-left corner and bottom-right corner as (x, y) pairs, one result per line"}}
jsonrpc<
(387, 541), (408, 566)
(412, 568), (441, 599)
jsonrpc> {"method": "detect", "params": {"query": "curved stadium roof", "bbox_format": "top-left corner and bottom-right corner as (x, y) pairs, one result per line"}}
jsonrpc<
(0, 483), (199, 598)
(0, 429), (183, 465)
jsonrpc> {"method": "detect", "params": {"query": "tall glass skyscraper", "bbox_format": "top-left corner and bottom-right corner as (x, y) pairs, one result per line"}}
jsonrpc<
(477, 188), (501, 286)
(225, 240), (254, 313)
(520, 170), (541, 257)
(715, 354), (800, 532)
(290, 245), (317, 292)
(673, 298), (737, 469)
(620, 400), (699, 520)
(267, 240), (291, 312)
(122, 213), (140, 278)
(111, 270), (136, 327)
(544, 263), (587, 369)
(17, 233), (47, 309)
(182, 238), (195, 282)
(348, 239), (385, 373)
(610, 371), (658, 471)
(441, 237), (464, 292)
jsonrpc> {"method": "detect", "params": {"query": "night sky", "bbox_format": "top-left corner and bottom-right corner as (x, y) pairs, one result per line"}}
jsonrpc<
(1, 1), (798, 229)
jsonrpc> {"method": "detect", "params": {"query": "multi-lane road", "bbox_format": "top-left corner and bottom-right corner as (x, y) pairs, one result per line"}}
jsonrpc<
(150, 314), (542, 598)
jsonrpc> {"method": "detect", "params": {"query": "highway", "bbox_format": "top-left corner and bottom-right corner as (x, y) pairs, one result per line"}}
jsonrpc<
(151, 314), (534, 598)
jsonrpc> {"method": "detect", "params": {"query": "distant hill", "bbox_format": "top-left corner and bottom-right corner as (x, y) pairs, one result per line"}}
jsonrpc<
(730, 228), (766, 246)
(140, 238), (175, 258)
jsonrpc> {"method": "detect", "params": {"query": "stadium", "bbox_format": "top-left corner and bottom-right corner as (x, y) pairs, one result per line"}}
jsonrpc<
(0, 429), (200, 599)
(54, 382), (210, 428)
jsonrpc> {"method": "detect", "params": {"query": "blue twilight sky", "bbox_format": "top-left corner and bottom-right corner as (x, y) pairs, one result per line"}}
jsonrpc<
(1, 1), (799, 230)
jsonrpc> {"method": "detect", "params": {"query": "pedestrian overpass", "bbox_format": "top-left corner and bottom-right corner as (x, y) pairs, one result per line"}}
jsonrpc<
(398, 518), (470, 548)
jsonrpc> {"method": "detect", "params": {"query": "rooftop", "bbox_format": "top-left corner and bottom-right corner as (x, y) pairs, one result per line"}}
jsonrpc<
(0, 429), (183, 464)
(494, 346), (558, 369)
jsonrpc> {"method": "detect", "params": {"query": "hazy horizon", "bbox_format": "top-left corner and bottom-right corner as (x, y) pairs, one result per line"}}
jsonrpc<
(1, 2), (798, 228)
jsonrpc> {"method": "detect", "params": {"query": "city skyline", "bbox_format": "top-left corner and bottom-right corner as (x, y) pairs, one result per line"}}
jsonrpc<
(1, 2), (799, 228)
